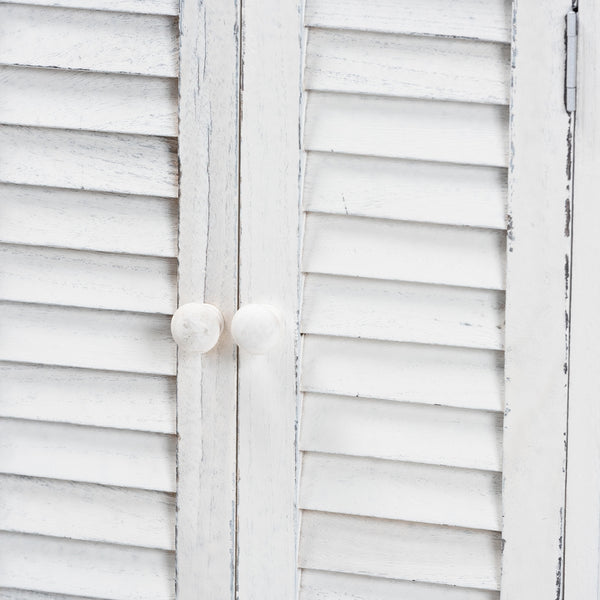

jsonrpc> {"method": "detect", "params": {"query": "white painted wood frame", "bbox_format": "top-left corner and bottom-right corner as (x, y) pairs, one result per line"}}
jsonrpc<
(175, 1), (240, 598)
(236, 0), (302, 597)
(501, 0), (573, 597)
(564, 2), (600, 597)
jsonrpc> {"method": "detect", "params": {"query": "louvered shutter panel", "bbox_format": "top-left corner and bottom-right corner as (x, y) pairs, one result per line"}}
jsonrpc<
(0, 3), (179, 598)
(236, 0), (572, 599)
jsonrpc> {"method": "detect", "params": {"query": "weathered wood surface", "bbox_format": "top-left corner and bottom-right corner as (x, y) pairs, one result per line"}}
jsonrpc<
(563, 2), (600, 597)
(174, 0), (240, 598)
(500, 0), (573, 597)
(236, 0), (301, 598)
(1, 0), (178, 15)
(304, 0), (511, 42)
(0, 4), (178, 76)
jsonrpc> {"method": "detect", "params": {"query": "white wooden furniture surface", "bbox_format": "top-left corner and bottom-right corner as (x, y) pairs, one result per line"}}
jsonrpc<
(0, 0), (594, 598)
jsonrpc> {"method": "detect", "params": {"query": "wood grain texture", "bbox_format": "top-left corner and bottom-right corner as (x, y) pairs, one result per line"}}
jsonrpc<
(305, 29), (509, 104)
(0, 243), (176, 314)
(304, 0), (511, 42)
(0, 590), (112, 600)
(0, 184), (178, 257)
(300, 452), (502, 530)
(302, 336), (504, 411)
(0, 4), (178, 76)
(563, 2), (600, 596)
(300, 570), (500, 600)
(299, 511), (501, 590)
(302, 274), (505, 350)
(0, 66), (177, 136)
(0, 363), (175, 433)
(236, 0), (301, 598)
(303, 213), (506, 290)
(0, 474), (175, 549)
(0, 532), (175, 600)
(500, 1), (572, 597)
(303, 152), (507, 229)
(175, 0), (240, 598)
(305, 92), (509, 167)
(0, 418), (175, 491)
(300, 394), (502, 471)
(0, 126), (178, 197)
(0, 302), (176, 375)
(1, 0), (178, 15)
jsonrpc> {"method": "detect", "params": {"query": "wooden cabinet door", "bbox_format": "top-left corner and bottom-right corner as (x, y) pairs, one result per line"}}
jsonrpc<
(0, 0), (586, 599)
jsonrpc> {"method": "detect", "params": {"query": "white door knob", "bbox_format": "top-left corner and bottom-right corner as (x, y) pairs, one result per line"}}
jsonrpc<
(171, 303), (224, 353)
(231, 304), (283, 355)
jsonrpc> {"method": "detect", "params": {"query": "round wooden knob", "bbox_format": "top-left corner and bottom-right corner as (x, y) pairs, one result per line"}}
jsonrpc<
(171, 303), (224, 353)
(231, 304), (283, 355)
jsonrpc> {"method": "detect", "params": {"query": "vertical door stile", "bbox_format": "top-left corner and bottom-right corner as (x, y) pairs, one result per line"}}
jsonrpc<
(501, 0), (573, 597)
(564, 2), (600, 597)
(176, 1), (240, 598)
(236, 0), (303, 598)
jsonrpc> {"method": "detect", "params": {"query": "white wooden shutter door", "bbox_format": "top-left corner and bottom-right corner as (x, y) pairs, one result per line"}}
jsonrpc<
(0, 3), (180, 598)
(237, 0), (573, 598)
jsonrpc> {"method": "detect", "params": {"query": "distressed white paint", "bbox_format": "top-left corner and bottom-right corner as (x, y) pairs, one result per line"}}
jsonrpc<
(0, 4), (178, 76)
(302, 274), (505, 350)
(0, 418), (175, 491)
(0, 363), (175, 433)
(0, 66), (177, 136)
(300, 394), (502, 471)
(0, 474), (175, 549)
(563, 2), (600, 597)
(0, 126), (178, 197)
(0, 532), (174, 600)
(236, 0), (301, 597)
(174, 0), (240, 598)
(0, 184), (178, 257)
(300, 452), (502, 530)
(306, 29), (510, 104)
(1, 0), (179, 15)
(305, 92), (509, 167)
(304, 152), (507, 229)
(299, 511), (501, 590)
(304, 0), (511, 42)
(501, 1), (573, 598)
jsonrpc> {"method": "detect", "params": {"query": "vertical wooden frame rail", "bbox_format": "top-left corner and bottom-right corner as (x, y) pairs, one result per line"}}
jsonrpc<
(564, 2), (600, 596)
(502, 0), (573, 596)
(176, 1), (240, 598)
(236, 0), (302, 598)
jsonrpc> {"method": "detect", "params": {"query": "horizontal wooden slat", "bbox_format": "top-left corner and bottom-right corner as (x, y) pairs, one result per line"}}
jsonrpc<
(0, 589), (105, 600)
(300, 453), (501, 530)
(303, 152), (507, 229)
(302, 274), (505, 350)
(0, 418), (175, 491)
(0, 244), (176, 314)
(305, 29), (509, 104)
(304, 0), (511, 43)
(0, 363), (175, 433)
(303, 213), (506, 290)
(0, 474), (175, 549)
(1, 0), (179, 15)
(302, 337), (504, 411)
(300, 570), (500, 600)
(0, 4), (177, 76)
(0, 126), (178, 197)
(305, 92), (509, 167)
(299, 511), (501, 589)
(0, 184), (178, 256)
(0, 66), (177, 136)
(0, 532), (174, 600)
(300, 394), (502, 471)
(0, 302), (176, 375)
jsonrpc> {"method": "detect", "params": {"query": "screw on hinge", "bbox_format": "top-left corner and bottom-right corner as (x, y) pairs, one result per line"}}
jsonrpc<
(565, 10), (578, 113)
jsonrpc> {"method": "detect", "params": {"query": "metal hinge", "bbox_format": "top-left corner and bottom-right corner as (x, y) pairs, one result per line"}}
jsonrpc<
(565, 10), (578, 113)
